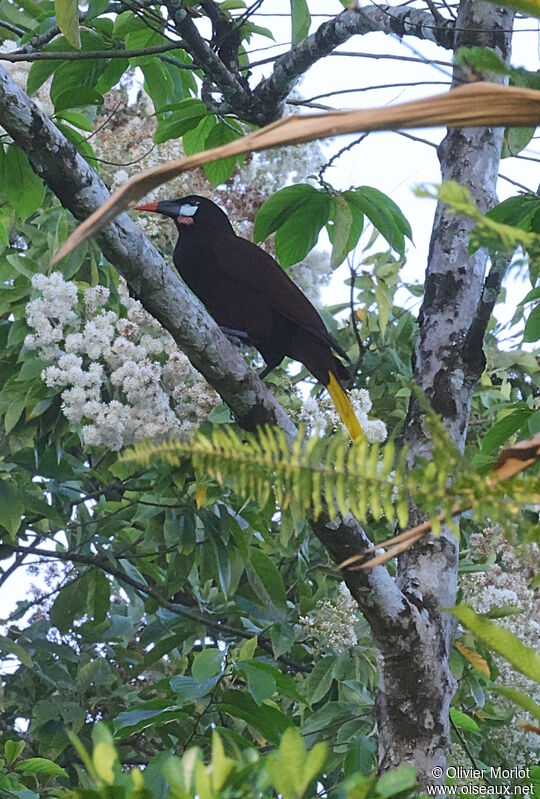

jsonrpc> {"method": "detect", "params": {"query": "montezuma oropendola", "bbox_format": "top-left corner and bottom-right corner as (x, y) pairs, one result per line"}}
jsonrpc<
(135, 195), (362, 440)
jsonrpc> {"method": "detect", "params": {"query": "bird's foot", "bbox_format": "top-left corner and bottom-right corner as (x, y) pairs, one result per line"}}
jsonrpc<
(220, 326), (250, 346)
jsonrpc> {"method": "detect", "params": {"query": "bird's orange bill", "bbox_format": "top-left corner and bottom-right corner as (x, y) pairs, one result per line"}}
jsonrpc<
(327, 371), (363, 441)
(134, 203), (159, 212)
(51, 83), (540, 265)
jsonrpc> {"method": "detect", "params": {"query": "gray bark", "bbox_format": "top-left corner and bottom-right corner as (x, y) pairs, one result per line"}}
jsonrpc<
(375, 0), (514, 780)
(0, 66), (296, 440)
(165, 2), (455, 124)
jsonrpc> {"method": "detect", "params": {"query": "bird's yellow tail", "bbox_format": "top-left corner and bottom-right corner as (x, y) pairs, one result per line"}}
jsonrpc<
(327, 371), (363, 441)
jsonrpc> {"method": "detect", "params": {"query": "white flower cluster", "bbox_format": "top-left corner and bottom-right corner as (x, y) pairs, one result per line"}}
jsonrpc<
(298, 387), (387, 443)
(462, 527), (540, 764)
(25, 272), (218, 450)
(299, 582), (359, 654)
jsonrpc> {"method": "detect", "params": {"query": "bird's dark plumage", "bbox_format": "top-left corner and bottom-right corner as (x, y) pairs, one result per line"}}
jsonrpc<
(135, 195), (362, 439)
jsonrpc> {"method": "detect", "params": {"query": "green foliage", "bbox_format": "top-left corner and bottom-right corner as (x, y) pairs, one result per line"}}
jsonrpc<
(449, 605), (540, 683)
(454, 47), (540, 157)
(3, 145), (46, 220)
(418, 181), (540, 254)
(254, 184), (412, 267)
(290, 0), (311, 42)
(120, 423), (539, 536)
(54, 0), (81, 48)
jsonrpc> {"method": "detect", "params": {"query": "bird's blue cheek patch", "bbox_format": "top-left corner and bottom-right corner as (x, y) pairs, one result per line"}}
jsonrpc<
(180, 203), (199, 216)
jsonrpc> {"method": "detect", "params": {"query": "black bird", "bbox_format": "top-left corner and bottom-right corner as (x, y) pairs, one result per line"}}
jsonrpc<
(135, 195), (362, 440)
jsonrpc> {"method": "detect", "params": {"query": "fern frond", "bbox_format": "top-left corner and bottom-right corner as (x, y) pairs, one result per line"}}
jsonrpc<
(120, 426), (540, 535)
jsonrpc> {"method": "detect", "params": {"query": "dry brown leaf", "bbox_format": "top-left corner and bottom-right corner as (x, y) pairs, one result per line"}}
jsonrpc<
(52, 82), (540, 264)
(455, 641), (491, 677)
(491, 431), (540, 481)
(517, 720), (540, 735)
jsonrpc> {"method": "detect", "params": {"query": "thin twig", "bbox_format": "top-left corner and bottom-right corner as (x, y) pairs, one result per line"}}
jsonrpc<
(318, 133), (369, 185)
(1, 543), (310, 673)
(0, 20), (26, 36)
(301, 81), (450, 104)
(1, 42), (187, 62)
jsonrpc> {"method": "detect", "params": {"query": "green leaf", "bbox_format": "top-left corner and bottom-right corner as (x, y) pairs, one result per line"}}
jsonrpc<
(113, 704), (188, 737)
(454, 46), (510, 76)
(183, 115), (218, 156)
(502, 126), (535, 158)
(329, 195), (353, 268)
(155, 99), (210, 144)
(247, 549), (287, 610)
(493, 684), (540, 722)
(484, 604), (524, 619)
(302, 701), (354, 738)
(376, 765), (417, 798)
(275, 191), (331, 267)
(481, 407), (532, 452)
(15, 757), (67, 777)
(374, 279), (392, 337)
(449, 605), (540, 682)
(54, 0), (81, 48)
(346, 187), (412, 256)
(237, 661), (276, 705)
(449, 708), (480, 733)
(290, 0), (310, 42)
(203, 121), (244, 188)
(487, 193), (540, 232)
(520, 286), (540, 304)
(27, 59), (60, 96)
(254, 184), (319, 242)
(524, 303), (540, 342)
(54, 87), (104, 113)
(50, 573), (90, 632)
(486, 0), (540, 18)
(304, 655), (336, 704)
(93, 741), (117, 785)
(0, 635), (33, 668)
(169, 674), (220, 702)
(192, 648), (224, 682)
(218, 689), (292, 743)
(16, 358), (48, 381)
(0, 479), (24, 537)
(267, 727), (305, 799)
(4, 739), (25, 764)
(4, 395), (26, 434)
(4, 147), (46, 219)
(209, 731), (234, 794)
(0, 220), (8, 248)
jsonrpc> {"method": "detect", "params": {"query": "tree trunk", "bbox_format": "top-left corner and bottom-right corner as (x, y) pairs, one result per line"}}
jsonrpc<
(374, 0), (514, 783)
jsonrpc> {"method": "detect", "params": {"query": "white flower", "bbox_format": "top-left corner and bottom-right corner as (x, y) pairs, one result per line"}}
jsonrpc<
(112, 169), (129, 186)
(84, 285), (110, 314)
(300, 582), (359, 653)
(364, 419), (387, 443)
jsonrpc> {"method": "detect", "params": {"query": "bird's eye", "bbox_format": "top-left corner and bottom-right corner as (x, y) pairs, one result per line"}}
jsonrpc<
(179, 203), (199, 217)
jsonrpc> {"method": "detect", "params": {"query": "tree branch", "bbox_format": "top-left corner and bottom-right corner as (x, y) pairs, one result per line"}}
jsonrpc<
(461, 253), (510, 377)
(2, 543), (309, 673)
(0, 63), (410, 660)
(0, 64), (295, 440)
(252, 4), (455, 122)
(0, 20), (26, 37)
(0, 43), (189, 63)
(164, 0), (253, 117)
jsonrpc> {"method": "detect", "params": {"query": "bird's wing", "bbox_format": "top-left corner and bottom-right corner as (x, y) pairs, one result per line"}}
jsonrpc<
(211, 234), (349, 361)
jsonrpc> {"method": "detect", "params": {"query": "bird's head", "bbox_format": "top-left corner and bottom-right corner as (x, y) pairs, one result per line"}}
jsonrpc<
(134, 195), (233, 234)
